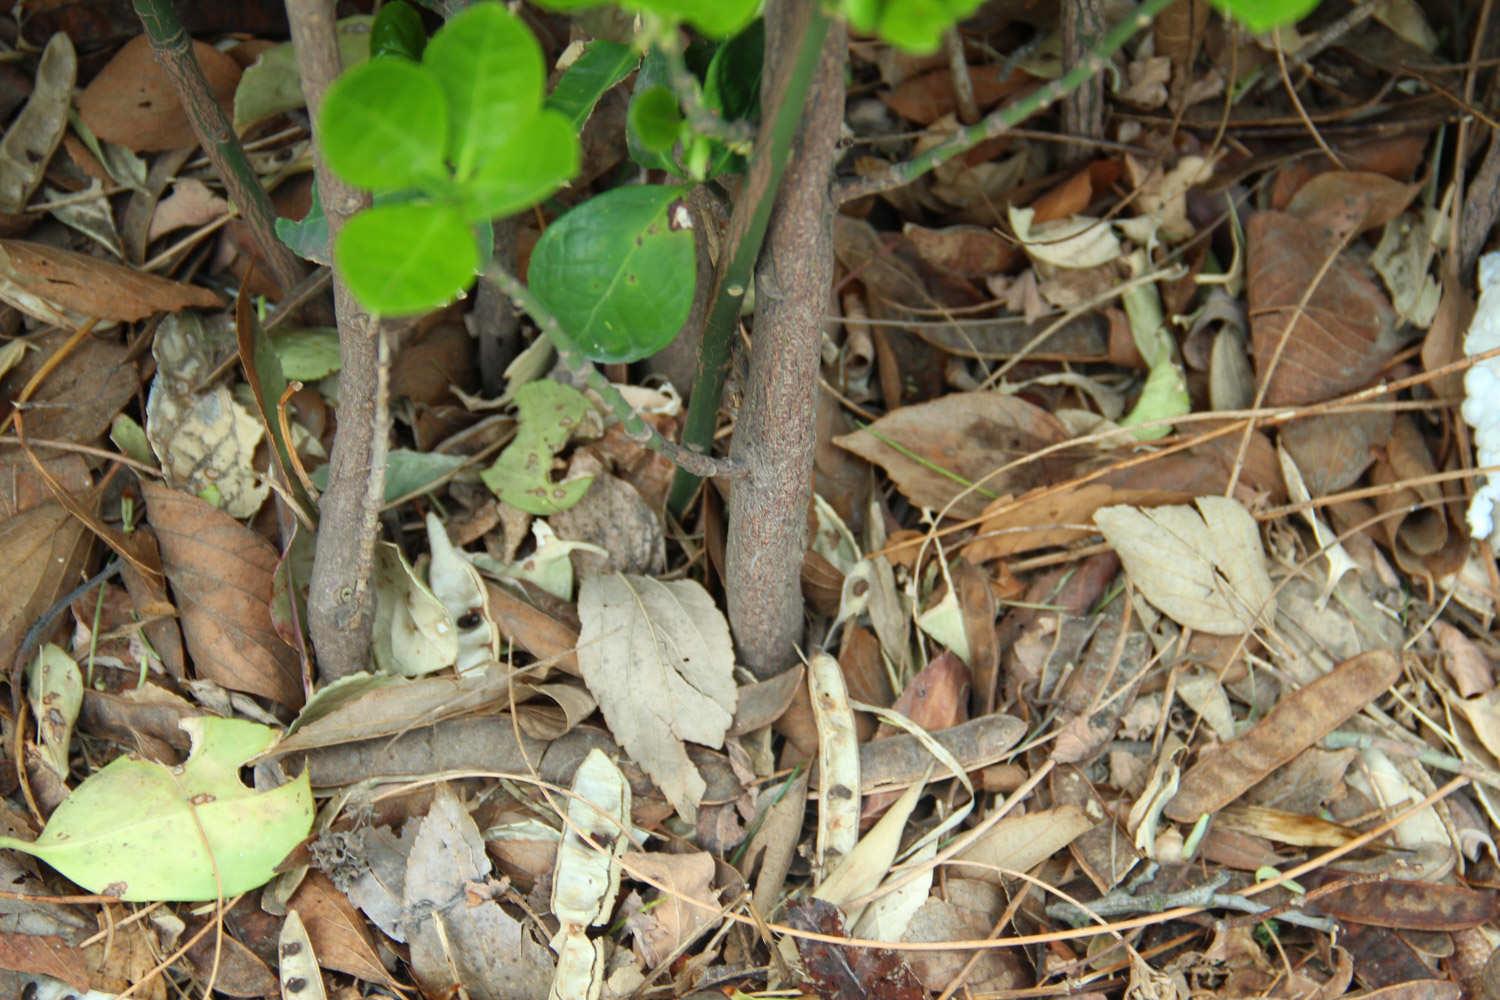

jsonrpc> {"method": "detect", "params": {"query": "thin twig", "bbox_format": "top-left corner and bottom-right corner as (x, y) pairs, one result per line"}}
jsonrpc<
(832, 0), (1175, 205)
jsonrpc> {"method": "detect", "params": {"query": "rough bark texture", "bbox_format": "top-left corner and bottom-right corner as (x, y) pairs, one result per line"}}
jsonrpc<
(1060, 0), (1105, 167)
(725, 3), (845, 678)
(287, 0), (389, 682)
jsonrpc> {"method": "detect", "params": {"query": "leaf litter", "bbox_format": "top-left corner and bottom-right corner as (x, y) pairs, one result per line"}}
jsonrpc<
(2, 3), (1500, 999)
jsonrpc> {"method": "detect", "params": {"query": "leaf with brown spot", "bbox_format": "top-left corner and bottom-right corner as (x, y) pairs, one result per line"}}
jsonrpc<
(1165, 650), (1401, 823)
(77, 35), (242, 152)
(0, 239), (223, 327)
(1246, 210), (1403, 405)
(834, 392), (1075, 519)
(143, 482), (302, 707)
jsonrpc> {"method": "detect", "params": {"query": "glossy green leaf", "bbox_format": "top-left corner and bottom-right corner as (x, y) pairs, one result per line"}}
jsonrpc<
(318, 58), (447, 191)
(280, 183), (494, 267)
(334, 202), (478, 316)
(547, 40), (638, 131)
(1211, 0), (1320, 31)
(371, 0), (426, 59)
(529, 185), (696, 363)
(423, 2), (544, 177)
(703, 19), (763, 121)
(530, 0), (758, 38)
(480, 380), (595, 515)
(455, 109), (579, 222)
(628, 85), (684, 154)
(625, 52), (681, 175)
(0, 718), (313, 901)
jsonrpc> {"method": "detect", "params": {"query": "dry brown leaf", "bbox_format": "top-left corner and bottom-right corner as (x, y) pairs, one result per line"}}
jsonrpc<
(0, 498), (90, 669)
(623, 850), (718, 966)
(484, 580), (579, 675)
(1165, 650), (1401, 822)
(142, 482), (302, 707)
(0, 33), (75, 214)
(834, 392), (1075, 519)
(1307, 879), (1498, 931)
(77, 35), (242, 152)
(1285, 171), (1420, 234)
(951, 805), (1094, 881)
(290, 870), (406, 991)
(147, 178), (229, 241)
(880, 64), (1030, 125)
(1279, 409), (1392, 497)
(901, 223), (1021, 278)
(1246, 209), (1403, 405)
(0, 931), (90, 991)
(0, 239), (223, 325)
(0, 328), (139, 444)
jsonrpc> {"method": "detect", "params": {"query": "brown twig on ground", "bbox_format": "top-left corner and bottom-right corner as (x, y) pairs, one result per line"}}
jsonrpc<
(724, 0), (846, 678)
(285, 0), (390, 682)
(131, 0), (303, 295)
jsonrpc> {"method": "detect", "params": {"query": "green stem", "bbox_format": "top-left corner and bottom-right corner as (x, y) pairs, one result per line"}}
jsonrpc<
(653, 17), (755, 152)
(831, 0), (1176, 205)
(667, 2), (832, 514)
(131, 0), (304, 295)
(484, 264), (743, 481)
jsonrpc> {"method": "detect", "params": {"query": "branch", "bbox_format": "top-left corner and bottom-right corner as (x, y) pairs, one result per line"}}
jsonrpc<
(666, 0), (833, 513)
(832, 0), (1175, 205)
(483, 264), (745, 481)
(286, 0), (390, 683)
(132, 0), (304, 295)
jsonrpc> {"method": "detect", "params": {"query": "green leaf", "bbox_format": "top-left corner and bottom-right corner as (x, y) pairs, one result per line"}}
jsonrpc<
(423, 2), (545, 178)
(334, 202), (478, 316)
(1210, 0), (1321, 31)
(234, 16), (371, 130)
(371, 0), (426, 59)
(0, 717), (313, 902)
(310, 448), (467, 503)
(480, 380), (595, 515)
(455, 109), (579, 222)
(530, 185), (697, 363)
(271, 328), (341, 381)
(703, 19), (763, 122)
(628, 85), (684, 154)
(839, 0), (982, 54)
(531, 0), (758, 38)
(625, 51), (681, 175)
(280, 183), (494, 266)
(318, 58), (447, 191)
(110, 413), (152, 466)
(547, 40), (638, 131)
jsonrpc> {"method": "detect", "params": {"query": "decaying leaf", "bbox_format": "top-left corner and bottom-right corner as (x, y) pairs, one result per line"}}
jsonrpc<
(622, 850), (718, 967)
(0, 33), (75, 214)
(25, 644), (81, 782)
(1094, 497), (1275, 635)
(0, 239), (223, 327)
(424, 513), (499, 674)
(575, 574), (736, 822)
(551, 750), (630, 1000)
(370, 542), (457, 677)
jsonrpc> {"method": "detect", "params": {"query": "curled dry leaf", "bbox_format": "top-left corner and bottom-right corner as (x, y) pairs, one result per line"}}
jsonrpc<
(575, 573), (736, 822)
(1165, 650), (1401, 823)
(1094, 497), (1275, 635)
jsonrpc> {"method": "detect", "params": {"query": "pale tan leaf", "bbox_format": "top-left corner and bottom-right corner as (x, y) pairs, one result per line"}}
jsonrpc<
(951, 805), (1094, 882)
(1094, 497), (1275, 635)
(576, 574), (737, 822)
(622, 850), (718, 967)
(371, 542), (456, 678)
(424, 513), (498, 674)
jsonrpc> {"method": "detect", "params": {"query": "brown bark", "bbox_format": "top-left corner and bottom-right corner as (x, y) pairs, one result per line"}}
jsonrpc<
(724, 2), (845, 678)
(286, 0), (389, 682)
(1060, 0), (1106, 167)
